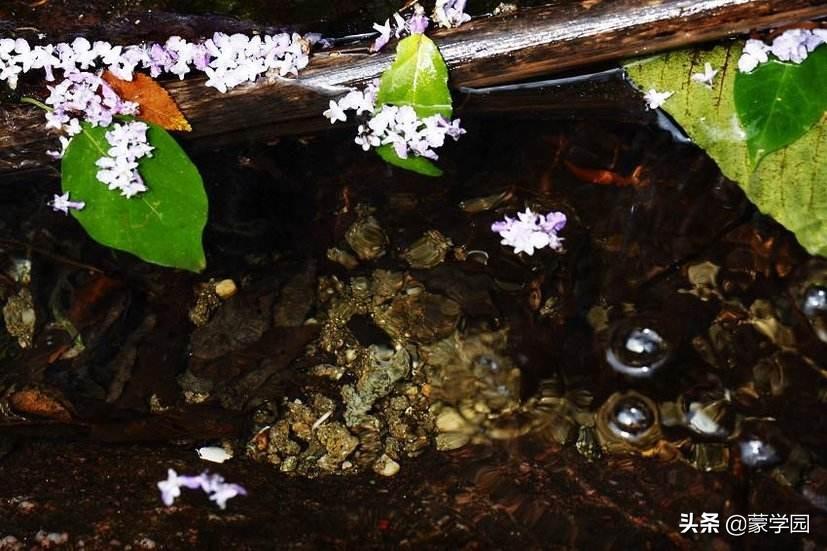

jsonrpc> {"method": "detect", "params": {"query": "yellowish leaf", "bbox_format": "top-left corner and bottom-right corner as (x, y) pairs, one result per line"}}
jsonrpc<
(103, 71), (192, 132)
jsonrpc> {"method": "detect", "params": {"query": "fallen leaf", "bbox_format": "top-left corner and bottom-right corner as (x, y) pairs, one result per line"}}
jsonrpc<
(9, 388), (73, 422)
(625, 44), (827, 257)
(564, 160), (644, 188)
(103, 71), (192, 132)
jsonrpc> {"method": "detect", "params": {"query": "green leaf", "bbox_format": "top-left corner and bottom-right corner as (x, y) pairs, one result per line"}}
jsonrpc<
(625, 44), (827, 257)
(62, 122), (208, 271)
(376, 144), (443, 176)
(373, 33), (453, 177)
(734, 46), (827, 164)
(376, 34), (452, 119)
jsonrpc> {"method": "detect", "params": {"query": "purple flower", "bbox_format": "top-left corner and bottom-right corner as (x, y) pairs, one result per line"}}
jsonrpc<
(157, 469), (247, 510)
(157, 469), (184, 506)
(95, 121), (154, 198)
(738, 39), (770, 73)
(371, 20), (393, 52)
(323, 99), (347, 123)
(408, 11), (430, 35)
(771, 29), (811, 63)
(539, 211), (567, 234)
(44, 70), (138, 132)
(324, 87), (466, 161)
(49, 191), (85, 214)
(434, 0), (471, 28)
(642, 89), (672, 110)
(491, 208), (567, 255)
(0, 33), (313, 94)
(738, 29), (826, 73)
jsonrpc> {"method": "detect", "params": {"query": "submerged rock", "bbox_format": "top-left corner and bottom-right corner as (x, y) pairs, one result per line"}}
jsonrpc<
(342, 345), (411, 427)
(345, 212), (388, 261)
(2, 288), (35, 348)
(401, 230), (452, 269)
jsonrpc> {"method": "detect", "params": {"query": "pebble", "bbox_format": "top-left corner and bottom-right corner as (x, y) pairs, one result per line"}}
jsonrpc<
(214, 279), (238, 300)
(374, 454), (400, 477)
(196, 446), (233, 463)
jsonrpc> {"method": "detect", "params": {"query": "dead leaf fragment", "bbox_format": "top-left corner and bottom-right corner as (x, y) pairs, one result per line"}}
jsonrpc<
(103, 71), (192, 132)
(9, 388), (73, 422)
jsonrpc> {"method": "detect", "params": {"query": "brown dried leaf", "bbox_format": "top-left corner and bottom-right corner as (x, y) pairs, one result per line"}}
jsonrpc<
(102, 71), (192, 132)
(9, 388), (73, 422)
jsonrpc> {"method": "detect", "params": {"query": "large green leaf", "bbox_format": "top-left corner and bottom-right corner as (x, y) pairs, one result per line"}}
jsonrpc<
(734, 46), (827, 164)
(375, 34), (452, 118)
(625, 44), (827, 257)
(374, 33), (452, 176)
(62, 122), (208, 271)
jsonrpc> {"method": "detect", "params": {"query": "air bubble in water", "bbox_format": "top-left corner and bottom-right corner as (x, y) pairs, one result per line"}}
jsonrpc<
(608, 396), (654, 440)
(606, 318), (672, 378)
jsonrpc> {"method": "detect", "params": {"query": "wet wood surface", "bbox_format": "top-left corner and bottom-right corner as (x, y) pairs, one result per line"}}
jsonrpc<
(2, 0), (827, 174)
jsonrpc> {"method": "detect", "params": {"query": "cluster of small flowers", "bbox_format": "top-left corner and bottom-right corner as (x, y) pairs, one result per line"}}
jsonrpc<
(0, 32), (312, 92)
(324, 81), (466, 160)
(738, 28), (827, 73)
(157, 469), (247, 510)
(434, 0), (471, 28)
(372, 5), (430, 52)
(491, 208), (567, 256)
(95, 121), (154, 198)
(356, 105), (465, 160)
(44, 71), (139, 158)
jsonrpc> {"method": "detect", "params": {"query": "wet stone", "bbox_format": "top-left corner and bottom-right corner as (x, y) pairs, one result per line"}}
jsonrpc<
(327, 247), (359, 270)
(2, 288), (35, 349)
(402, 230), (452, 270)
(189, 280), (221, 326)
(316, 422), (359, 471)
(342, 345), (411, 427)
(345, 212), (388, 262)
(190, 290), (273, 361)
(373, 453), (400, 477)
(214, 279), (238, 300)
(373, 291), (461, 344)
(273, 264), (316, 328)
(575, 426), (602, 461)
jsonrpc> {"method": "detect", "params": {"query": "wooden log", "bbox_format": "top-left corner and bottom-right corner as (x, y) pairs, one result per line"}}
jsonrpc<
(2, 0), (827, 174)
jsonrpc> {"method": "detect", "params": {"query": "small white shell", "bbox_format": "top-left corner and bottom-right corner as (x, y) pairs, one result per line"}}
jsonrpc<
(196, 446), (233, 464)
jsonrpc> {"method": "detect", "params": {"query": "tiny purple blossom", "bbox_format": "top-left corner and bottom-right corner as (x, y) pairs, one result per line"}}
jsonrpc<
(738, 29), (827, 73)
(539, 211), (567, 234)
(393, 13), (408, 38)
(49, 192), (85, 214)
(491, 208), (567, 255)
(157, 469), (184, 506)
(95, 120), (154, 198)
(323, 99), (347, 123)
(371, 20), (393, 52)
(408, 12), (430, 35)
(642, 89), (672, 110)
(771, 29), (810, 62)
(157, 469), (247, 510)
(738, 39), (770, 73)
(434, 0), (471, 28)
